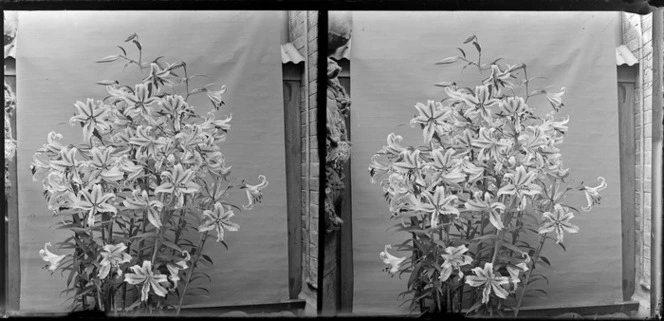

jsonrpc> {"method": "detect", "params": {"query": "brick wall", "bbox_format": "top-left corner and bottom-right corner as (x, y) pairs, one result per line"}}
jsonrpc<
(623, 12), (653, 296)
(288, 10), (319, 312)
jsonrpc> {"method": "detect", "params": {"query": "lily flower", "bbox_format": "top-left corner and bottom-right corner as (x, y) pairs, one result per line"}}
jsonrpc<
(98, 243), (132, 279)
(380, 245), (406, 275)
(409, 100), (450, 144)
(175, 124), (204, 154)
(40, 131), (66, 155)
(159, 94), (191, 131)
(154, 164), (200, 209)
(31, 153), (51, 181)
(122, 190), (164, 228)
(49, 147), (79, 172)
(420, 185), (459, 228)
(445, 85), (500, 122)
(115, 155), (144, 182)
(166, 251), (190, 289)
(471, 127), (509, 162)
(369, 155), (390, 183)
(465, 262), (510, 304)
(44, 171), (70, 195)
(506, 262), (529, 292)
(538, 204), (579, 244)
(122, 83), (159, 118)
(546, 87), (566, 111)
(518, 126), (550, 157)
(144, 63), (174, 89)
(69, 99), (112, 142)
(46, 190), (78, 215)
(129, 126), (165, 160)
(483, 64), (515, 89)
(87, 146), (124, 182)
(378, 133), (407, 156)
(124, 260), (169, 301)
(427, 148), (456, 172)
(206, 85), (227, 109)
(198, 202), (240, 242)
(439, 245), (473, 282)
(457, 156), (485, 183)
(498, 97), (529, 133)
(204, 151), (231, 176)
(452, 129), (476, 153)
(76, 184), (117, 227)
(242, 175), (269, 210)
(392, 149), (422, 174)
(211, 113), (232, 132)
(465, 192), (506, 230)
(497, 165), (542, 210)
(39, 242), (66, 272)
(581, 176), (607, 212)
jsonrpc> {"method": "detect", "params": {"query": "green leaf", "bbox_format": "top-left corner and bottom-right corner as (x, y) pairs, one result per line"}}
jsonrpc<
(435, 56), (459, 65)
(456, 47), (466, 58)
(130, 232), (158, 241)
(472, 41), (482, 54)
(117, 46), (127, 56)
(96, 80), (119, 86)
(201, 254), (214, 264)
(132, 39), (142, 51)
(96, 55), (120, 63)
(434, 81), (457, 88)
(160, 240), (182, 253)
(220, 240), (229, 251)
(188, 88), (206, 95)
(501, 241), (525, 256)
(558, 242), (567, 252)
(539, 256), (551, 266)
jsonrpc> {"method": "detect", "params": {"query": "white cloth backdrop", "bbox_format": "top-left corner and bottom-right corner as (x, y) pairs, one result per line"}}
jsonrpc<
(350, 11), (623, 315)
(16, 11), (288, 313)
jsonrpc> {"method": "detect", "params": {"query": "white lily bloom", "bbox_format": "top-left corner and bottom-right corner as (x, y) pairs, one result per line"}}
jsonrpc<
(242, 175), (268, 210)
(39, 242), (66, 272)
(581, 176), (607, 212)
(380, 244), (406, 275)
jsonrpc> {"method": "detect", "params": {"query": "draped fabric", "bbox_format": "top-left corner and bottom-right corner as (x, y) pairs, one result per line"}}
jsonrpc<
(350, 11), (622, 315)
(16, 11), (288, 313)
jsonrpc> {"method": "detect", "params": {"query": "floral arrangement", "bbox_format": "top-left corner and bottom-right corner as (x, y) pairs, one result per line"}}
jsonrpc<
(31, 34), (268, 315)
(370, 36), (607, 316)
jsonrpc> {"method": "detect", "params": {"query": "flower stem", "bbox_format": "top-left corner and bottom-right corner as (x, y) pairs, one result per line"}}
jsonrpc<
(175, 231), (208, 315)
(514, 232), (546, 316)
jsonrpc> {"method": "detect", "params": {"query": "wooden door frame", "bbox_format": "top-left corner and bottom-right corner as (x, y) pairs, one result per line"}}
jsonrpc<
(617, 64), (637, 301)
(282, 62), (304, 300)
(335, 59), (354, 313)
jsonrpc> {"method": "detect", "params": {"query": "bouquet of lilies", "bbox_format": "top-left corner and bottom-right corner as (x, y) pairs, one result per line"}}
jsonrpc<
(31, 34), (268, 315)
(370, 36), (607, 316)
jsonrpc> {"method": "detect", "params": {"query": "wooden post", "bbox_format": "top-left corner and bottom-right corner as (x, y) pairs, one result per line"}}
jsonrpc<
(337, 60), (354, 314)
(649, 7), (663, 317)
(283, 63), (304, 300)
(617, 65), (637, 301)
(4, 57), (20, 315)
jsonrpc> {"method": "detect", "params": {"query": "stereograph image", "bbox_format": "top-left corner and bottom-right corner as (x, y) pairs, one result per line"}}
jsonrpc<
(2, 9), (662, 318)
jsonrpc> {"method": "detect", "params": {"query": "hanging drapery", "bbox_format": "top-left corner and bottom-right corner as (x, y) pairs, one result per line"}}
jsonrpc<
(15, 11), (289, 313)
(350, 11), (623, 315)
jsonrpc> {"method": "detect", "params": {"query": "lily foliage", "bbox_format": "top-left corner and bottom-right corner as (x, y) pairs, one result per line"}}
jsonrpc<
(31, 34), (268, 315)
(370, 36), (607, 316)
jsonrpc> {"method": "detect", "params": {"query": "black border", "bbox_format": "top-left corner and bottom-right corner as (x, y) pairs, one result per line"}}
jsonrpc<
(0, 1), (660, 13)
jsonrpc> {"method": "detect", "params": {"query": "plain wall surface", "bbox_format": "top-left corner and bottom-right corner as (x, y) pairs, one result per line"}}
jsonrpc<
(15, 11), (289, 313)
(350, 11), (623, 315)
